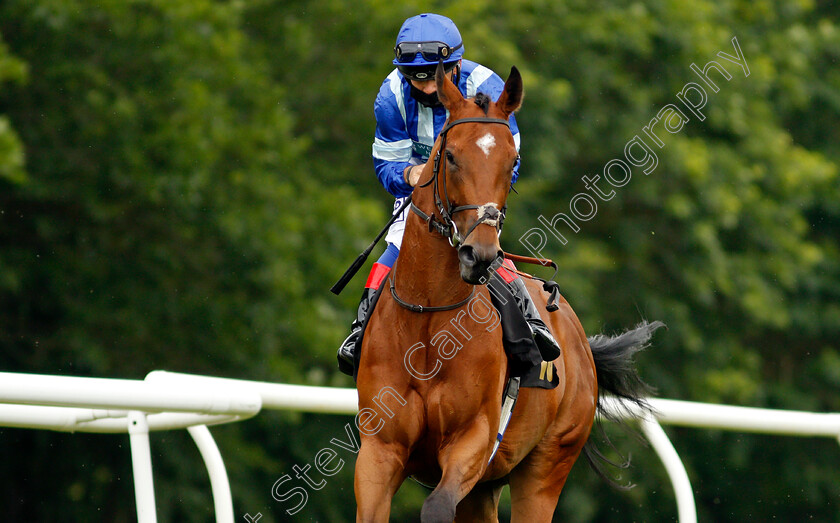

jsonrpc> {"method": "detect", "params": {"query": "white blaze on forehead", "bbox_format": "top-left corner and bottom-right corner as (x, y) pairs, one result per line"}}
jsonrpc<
(475, 133), (496, 158)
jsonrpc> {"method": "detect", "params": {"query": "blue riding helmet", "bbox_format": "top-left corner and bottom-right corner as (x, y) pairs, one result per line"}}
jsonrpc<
(393, 13), (464, 72)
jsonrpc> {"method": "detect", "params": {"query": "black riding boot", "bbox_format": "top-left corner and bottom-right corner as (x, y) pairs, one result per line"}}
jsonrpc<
(506, 276), (563, 361)
(337, 287), (376, 376)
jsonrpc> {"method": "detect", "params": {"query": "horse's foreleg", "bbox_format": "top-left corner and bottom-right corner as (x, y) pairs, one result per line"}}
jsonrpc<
(421, 419), (493, 523)
(354, 439), (408, 523)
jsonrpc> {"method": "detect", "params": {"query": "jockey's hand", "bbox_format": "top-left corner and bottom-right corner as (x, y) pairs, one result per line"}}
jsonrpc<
(404, 164), (424, 187)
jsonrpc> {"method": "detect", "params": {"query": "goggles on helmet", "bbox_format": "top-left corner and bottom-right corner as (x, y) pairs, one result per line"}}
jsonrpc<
(394, 40), (463, 64)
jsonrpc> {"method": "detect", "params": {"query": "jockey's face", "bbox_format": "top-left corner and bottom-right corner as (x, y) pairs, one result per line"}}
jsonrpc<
(409, 66), (457, 94)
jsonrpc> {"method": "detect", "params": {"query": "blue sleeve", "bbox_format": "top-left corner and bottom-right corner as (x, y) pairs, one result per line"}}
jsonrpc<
(509, 112), (521, 185)
(373, 158), (413, 198)
(372, 77), (414, 198)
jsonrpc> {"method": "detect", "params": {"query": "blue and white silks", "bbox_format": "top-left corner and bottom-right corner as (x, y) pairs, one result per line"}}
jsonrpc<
(371, 59), (521, 252)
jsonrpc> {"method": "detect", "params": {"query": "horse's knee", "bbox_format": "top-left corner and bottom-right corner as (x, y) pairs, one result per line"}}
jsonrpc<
(421, 488), (457, 523)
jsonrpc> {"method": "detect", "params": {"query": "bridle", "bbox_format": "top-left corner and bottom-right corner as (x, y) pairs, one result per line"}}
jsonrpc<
(391, 115), (514, 313)
(410, 116), (514, 248)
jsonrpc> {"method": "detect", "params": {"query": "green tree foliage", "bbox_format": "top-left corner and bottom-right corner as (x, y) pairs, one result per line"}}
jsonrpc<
(0, 0), (838, 521)
(0, 1), (379, 520)
(489, 1), (840, 521)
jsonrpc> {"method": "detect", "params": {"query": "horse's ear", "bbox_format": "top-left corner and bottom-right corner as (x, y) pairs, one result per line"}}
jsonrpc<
(496, 66), (523, 116)
(436, 60), (464, 111)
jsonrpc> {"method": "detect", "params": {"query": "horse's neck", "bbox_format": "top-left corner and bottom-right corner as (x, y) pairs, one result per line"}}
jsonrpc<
(393, 211), (472, 304)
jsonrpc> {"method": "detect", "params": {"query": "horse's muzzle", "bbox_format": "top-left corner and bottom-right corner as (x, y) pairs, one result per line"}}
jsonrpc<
(458, 244), (504, 284)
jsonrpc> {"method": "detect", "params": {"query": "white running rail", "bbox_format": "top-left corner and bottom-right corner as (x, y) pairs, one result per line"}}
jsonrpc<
(0, 370), (838, 522)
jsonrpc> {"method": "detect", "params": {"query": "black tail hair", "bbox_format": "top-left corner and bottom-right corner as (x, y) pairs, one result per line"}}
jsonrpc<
(583, 320), (665, 488)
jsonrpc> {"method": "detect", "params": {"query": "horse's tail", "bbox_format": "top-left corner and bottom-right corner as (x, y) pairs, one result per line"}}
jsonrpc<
(583, 320), (665, 488)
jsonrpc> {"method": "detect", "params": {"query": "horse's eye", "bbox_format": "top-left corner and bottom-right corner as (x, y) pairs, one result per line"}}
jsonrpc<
(445, 150), (456, 166)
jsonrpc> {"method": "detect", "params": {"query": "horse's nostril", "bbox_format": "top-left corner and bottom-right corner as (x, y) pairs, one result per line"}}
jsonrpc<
(458, 246), (476, 268)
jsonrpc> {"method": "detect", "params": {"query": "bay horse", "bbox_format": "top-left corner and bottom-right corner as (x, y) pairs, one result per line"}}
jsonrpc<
(355, 62), (660, 522)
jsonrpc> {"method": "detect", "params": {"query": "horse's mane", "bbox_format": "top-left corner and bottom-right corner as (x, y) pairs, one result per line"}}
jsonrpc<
(473, 92), (491, 115)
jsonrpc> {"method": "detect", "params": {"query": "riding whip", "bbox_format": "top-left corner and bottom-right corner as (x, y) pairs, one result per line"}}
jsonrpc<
(330, 194), (413, 295)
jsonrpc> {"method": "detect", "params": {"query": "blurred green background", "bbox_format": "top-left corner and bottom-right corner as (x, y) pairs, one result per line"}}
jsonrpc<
(1, 0), (838, 521)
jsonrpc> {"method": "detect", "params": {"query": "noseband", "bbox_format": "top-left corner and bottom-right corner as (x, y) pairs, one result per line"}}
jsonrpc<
(411, 117), (513, 248)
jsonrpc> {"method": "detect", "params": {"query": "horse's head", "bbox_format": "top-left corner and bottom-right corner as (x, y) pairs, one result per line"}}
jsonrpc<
(430, 61), (523, 284)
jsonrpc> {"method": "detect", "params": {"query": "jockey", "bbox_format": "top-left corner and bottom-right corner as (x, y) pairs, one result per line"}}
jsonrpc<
(337, 13), (562, 377)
